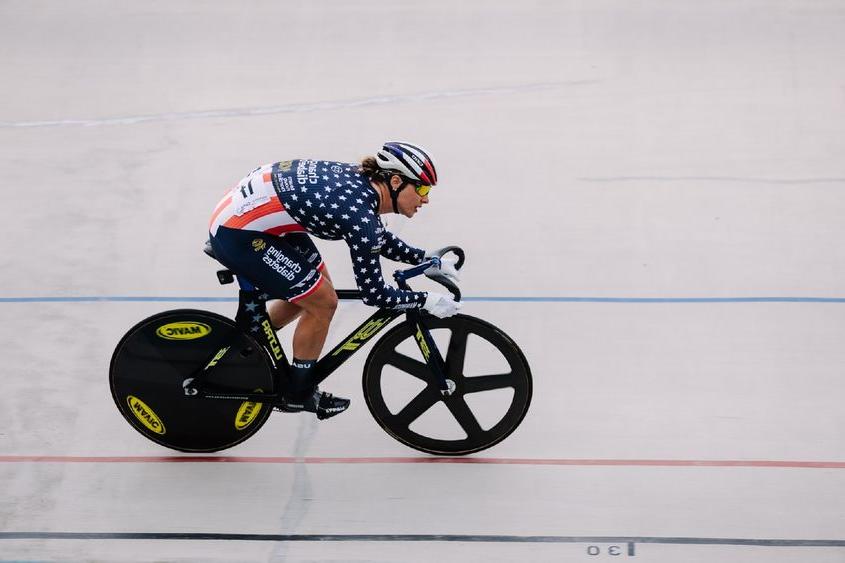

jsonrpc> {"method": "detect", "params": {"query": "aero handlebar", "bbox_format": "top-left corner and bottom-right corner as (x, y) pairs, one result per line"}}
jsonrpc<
(393, 246), (465, 301)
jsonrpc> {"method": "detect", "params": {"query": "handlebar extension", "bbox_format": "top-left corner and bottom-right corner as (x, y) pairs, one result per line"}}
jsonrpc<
(393, 246), (464, 302)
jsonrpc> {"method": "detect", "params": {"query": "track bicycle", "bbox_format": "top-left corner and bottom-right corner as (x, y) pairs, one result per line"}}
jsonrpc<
(109, 247), (532, 455)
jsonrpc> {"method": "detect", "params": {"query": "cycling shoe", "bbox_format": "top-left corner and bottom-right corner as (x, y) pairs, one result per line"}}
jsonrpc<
(278, 388), (350, 420)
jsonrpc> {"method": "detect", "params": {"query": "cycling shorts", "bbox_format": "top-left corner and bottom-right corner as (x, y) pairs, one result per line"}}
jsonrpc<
(209, 227), (325, 303)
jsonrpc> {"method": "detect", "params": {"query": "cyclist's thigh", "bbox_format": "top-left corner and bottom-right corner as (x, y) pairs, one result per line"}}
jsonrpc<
(283, 232), (332, 282)
(210, 227), (323, 302)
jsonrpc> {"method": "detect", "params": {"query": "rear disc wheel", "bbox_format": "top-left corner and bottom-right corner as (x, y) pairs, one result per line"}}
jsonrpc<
(109, 309), (274, 453)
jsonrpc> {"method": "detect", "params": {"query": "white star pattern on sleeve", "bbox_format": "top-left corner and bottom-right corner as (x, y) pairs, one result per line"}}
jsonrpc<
(274, 160), (426, 309)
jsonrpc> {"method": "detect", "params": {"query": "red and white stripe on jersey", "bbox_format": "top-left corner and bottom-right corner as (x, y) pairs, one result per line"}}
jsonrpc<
(288, 273), (325, 303)
(209, 165), (306, 236)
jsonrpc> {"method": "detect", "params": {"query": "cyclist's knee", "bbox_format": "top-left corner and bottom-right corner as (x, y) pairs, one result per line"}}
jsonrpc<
(320, 265), (333, 284)
(320, 282), (339, 319)
(297, 277), (337, 321)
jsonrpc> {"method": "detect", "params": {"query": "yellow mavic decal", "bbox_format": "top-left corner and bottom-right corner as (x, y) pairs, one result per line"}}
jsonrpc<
(126, 395), (166, 435)
(156, 322), (211, 340)
(235, 399), (263, 430)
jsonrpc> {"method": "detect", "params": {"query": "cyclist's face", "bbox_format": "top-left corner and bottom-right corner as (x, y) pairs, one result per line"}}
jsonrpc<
(391, 176), (430, 218)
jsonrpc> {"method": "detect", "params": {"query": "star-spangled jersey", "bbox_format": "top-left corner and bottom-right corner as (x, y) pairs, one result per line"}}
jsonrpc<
(216, 159), (428, 310)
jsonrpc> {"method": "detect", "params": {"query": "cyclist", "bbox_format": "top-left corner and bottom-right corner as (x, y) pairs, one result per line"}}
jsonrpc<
(207, 142), (461, 420)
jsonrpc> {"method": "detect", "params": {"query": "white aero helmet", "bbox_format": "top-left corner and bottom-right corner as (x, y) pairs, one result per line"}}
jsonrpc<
(376, 141), (438, 186)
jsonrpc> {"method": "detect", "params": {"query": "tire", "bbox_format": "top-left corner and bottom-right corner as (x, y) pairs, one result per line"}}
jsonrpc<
(109, 309), (274, 453)
(362, 314), (532, 455)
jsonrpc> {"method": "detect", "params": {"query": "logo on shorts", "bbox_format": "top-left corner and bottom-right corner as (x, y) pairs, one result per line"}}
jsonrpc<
(262, 246), (303, 281)
(252, 239), (267, 252)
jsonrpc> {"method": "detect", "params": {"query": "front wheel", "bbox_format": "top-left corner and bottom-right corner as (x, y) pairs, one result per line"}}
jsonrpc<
(362, 314), (532, 455)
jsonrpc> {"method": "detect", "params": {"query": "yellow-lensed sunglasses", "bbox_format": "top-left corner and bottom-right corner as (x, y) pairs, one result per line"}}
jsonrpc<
(414, 184), (431, 197)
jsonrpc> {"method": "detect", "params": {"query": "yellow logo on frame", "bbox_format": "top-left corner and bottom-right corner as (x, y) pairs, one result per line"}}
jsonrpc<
(332, 317), (391, 355)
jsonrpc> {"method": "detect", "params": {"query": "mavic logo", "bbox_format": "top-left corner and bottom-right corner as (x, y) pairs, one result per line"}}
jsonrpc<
(156, 322), (211, 340)
(235, 393), (263, 431)
(126, 396), (166, 435)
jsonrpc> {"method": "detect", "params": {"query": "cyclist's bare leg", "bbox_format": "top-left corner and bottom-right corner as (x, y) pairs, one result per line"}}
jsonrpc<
(289, 273), (338, 361)
(267, 269), (333, 331)
(277, 272), (349, 419)
(267, 301), (302, 330)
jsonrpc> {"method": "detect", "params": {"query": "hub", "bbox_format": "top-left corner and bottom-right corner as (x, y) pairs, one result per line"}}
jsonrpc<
(182, 378), (198, 396)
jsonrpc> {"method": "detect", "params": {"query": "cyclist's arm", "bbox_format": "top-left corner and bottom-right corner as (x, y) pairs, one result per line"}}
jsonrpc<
(379, 230), (425, 265)
(346, 236), (426, 310)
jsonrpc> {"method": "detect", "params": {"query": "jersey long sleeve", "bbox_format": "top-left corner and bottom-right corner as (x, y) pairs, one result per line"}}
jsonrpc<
(275, 159), (427, 310)
(380, 230), (425, 265)
(345, 215), (427, 310)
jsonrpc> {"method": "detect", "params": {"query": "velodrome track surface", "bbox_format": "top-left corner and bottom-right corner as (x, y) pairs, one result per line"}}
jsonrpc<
(1, 1), (843, 561)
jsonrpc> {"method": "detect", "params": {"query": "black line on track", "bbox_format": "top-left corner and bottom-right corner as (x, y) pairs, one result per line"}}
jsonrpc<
(0, 533), (843, 546)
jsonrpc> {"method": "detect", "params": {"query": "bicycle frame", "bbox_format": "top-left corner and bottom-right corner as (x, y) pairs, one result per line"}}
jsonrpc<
(183, 262), (453, 403)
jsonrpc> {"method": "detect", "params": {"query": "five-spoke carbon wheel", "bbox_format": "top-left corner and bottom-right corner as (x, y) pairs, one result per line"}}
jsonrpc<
(362, 314), (532, 455)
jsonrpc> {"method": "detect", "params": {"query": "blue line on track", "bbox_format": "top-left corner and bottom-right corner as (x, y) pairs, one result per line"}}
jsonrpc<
(1, 296), (845, 304)
(463, 297), (845, 303)
(0, 297), (236, 303)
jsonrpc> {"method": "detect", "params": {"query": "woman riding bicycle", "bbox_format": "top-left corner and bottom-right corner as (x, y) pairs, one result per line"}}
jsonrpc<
(207, 142), (462, 420)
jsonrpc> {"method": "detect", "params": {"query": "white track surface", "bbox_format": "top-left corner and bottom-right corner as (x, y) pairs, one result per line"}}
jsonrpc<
(1, 1), (844, 562)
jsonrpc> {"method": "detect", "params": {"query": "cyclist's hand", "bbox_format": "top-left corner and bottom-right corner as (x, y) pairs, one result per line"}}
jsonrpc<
(423, 291), (462, 318)
(423, 254), (461, 285)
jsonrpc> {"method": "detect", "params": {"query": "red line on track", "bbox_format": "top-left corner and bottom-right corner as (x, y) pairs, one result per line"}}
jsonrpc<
(0, 456), (842, 468)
